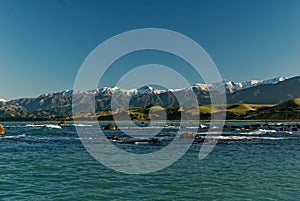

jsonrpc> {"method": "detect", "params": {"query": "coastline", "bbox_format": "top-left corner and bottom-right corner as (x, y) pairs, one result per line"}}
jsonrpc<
(1, 119), (300, 123)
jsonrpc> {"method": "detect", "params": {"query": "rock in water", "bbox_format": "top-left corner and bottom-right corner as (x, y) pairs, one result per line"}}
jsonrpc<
(58, 120), (67, 126)
(179, 132), (196, 139)
(104, 124), (118, 130)
(0, 125), (4, 135)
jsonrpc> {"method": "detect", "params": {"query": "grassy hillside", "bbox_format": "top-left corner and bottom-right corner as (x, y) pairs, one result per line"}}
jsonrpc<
(95, 100), (299, 121)
(1, 98), (299, 121)
(273, 98), (300, 110)
(189, 104), (274, 115)
(126, 100), (298, 121)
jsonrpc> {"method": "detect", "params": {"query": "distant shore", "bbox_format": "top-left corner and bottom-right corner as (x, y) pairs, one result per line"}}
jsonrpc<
(1, 119), (300, 123)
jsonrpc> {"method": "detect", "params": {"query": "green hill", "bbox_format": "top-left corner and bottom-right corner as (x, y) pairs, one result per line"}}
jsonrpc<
(274, 98), (300, 110)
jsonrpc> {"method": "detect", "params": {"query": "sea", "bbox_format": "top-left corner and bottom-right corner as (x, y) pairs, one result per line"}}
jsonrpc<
(0, 121), (300, 201)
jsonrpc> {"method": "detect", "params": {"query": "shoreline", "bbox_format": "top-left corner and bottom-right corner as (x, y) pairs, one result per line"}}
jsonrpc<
(1, 119), (300, 123)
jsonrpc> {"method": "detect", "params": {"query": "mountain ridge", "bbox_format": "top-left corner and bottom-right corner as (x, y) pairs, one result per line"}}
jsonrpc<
(0, 76), (299, 120)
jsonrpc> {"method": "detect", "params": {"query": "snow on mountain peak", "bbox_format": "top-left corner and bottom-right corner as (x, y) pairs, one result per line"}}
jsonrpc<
(195, 76), (287, 93)
(91, 76), (287, 97)
(36, 76), (287, 99)
(137, 85), (154, 95)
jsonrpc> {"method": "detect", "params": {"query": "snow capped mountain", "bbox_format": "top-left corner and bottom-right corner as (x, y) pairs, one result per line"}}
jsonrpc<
(136, 85), (155, 95)
(0, 76), (298, 120)
(84, 76), (287, 96)
(195, 76), (287, 94)
(260, 76), (286, 84)
(94, 85), (165, 97)
(34, 76), (287, 100)
(100, 86), (120, 95)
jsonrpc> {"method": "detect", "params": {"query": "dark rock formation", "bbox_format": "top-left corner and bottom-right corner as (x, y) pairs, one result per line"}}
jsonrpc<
(0, 125), (4, 135)
(104, 124), (118, 130)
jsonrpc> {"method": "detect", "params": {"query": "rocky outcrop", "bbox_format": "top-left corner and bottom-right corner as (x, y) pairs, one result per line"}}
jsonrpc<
(0, 125), (4, 135)
(58, 120), (67, 126)
(104, 124), (118, 130)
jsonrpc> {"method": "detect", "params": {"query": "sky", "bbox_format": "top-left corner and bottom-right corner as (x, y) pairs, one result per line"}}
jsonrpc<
(0, 0), (300, 100)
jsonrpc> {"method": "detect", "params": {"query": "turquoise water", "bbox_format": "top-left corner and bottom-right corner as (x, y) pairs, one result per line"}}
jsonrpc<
(1, 122), (300, 200)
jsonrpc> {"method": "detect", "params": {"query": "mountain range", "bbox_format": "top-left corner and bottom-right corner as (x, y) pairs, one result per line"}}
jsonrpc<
(0, 76), (299, 120)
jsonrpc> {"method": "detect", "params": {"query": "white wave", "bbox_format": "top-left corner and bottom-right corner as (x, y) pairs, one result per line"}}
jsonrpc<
(258, 129), (277, 133)
(44, 125), (61, 129)
(73, 124), (93, 127)
(197, 131), (223, 135)
(237, 129), (277, 135)
(2, 136), (17, 139)
(133, 141), (151, 144)
(184, 126), (201, 129)
(1, 134), (26, 139)
(209, 136), (252, 140)
(25, 124), (61, 129)
(76, 137), (97, 140)
(207, 136), (288, 140)
(257, 137), (288, 140)
(199, 124), (209, 129)
(277, 131), (293, 135)
(25, 124), (45, 127)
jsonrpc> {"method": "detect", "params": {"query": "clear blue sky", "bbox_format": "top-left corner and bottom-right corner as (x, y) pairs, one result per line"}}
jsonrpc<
(0, 0), (299, 100)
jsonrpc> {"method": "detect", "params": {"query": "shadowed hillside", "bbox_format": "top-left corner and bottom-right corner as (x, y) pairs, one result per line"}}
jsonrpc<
(226, 76), (300, 104)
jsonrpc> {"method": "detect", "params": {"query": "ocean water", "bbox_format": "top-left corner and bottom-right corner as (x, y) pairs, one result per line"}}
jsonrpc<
(0, 122), (300, 200)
